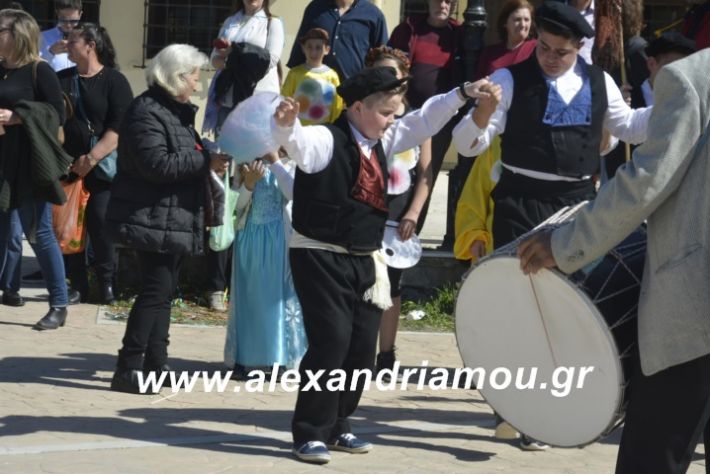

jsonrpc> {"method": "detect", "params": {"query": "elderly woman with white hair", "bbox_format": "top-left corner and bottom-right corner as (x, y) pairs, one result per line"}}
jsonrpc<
(106, 44), (230, 394)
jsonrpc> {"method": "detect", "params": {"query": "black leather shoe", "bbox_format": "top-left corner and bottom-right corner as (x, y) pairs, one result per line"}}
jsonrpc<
(2, 292), (24, 307)
(110, 368), (159, 395)
(100, 283), (117, 305)
(143, 363), (173, 389)
(33, 307), (67, 330)
(68, 290), (82, 305)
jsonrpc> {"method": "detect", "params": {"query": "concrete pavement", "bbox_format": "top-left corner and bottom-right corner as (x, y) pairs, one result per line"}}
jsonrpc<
(0, 178), (707, 473)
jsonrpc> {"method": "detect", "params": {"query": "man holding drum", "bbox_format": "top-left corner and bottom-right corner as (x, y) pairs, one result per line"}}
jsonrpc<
(452, 1), (651, 249)
(452, 0), (651, 450)
(518, 48), (710, 474)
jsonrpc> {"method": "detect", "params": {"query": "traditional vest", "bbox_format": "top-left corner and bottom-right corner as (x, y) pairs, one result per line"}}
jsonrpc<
(292, 114), (389, 252)
(501, 55), (607, 178)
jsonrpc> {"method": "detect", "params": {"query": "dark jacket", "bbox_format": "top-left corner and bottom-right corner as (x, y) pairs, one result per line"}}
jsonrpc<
(106, 86), (212, 256)
(0, 100), (73, 211)
(214, 41), (271, 107)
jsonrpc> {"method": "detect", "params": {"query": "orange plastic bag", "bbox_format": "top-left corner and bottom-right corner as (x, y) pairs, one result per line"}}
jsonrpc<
(52, 179), (90, 254)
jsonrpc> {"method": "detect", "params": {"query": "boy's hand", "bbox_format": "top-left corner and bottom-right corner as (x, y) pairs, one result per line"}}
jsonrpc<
(477, 82), (503, 113)
(472, 82), (503, 129)
(274, 98), (300, 128)
(469, 240), (486, 263)
(463, 78), (493, 99)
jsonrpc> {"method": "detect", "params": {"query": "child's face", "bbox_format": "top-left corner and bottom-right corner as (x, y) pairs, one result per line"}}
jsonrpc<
(350, 93), (403, 140)
(302, 39), (329, 65)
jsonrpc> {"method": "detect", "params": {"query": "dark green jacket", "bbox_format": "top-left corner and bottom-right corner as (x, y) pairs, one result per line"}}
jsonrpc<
(0, 100), (73, 211)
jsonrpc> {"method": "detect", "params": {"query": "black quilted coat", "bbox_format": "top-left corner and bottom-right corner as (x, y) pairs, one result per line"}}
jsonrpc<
(106, 86), (211, 256)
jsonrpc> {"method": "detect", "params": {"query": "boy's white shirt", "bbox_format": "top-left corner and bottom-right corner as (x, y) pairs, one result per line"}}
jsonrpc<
(271, 89), (466, 174)
(452, 62), (653, 160)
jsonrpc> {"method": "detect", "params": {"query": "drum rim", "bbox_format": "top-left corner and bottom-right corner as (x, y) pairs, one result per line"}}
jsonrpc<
(454, 255), (627, 447)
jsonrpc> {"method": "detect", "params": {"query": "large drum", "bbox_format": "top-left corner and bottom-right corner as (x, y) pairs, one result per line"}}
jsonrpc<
(455, 205), (644, 447)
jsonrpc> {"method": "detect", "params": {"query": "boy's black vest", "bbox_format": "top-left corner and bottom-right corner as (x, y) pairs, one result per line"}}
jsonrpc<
(502, 55), (607, 178)
(292, 114), (389, 252)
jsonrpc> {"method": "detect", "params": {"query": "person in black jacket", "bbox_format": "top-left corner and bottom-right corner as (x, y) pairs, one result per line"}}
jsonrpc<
(106, 44), (230, 394)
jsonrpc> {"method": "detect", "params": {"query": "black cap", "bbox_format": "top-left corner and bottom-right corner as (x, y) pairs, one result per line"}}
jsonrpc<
(337, 67), (409, 106)
(646, 31), (696, 58)
(536, 1), (595, 39)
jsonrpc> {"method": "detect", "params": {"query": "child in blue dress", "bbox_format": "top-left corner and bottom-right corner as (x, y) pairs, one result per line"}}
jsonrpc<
(224, 151), (306, 377)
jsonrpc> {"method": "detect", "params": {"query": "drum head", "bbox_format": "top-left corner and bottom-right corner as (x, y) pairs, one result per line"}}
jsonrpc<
(455, 256), (624, 447)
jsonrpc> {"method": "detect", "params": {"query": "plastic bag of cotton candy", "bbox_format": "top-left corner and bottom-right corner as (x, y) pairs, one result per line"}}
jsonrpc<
(217, 92), (281, 163)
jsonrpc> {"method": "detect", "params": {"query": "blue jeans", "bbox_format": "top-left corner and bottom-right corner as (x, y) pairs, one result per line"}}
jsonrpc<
(0, 209), (22, 294)
(0, 199), (68, 307)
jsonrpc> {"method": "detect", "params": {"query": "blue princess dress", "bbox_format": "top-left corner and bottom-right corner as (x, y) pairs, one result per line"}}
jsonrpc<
(224, 164), (306, 370)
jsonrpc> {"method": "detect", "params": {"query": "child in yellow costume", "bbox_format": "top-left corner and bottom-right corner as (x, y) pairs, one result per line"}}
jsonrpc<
(454, 136), (502, 263)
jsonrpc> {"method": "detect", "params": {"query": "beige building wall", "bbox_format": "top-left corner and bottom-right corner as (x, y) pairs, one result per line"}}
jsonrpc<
(100, 0), (404, 135)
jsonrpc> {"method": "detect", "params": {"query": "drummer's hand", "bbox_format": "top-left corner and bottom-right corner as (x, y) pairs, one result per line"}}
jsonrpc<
(274, 98), (300, 128)
(470, 240), (486, 262)
(517, 229), (557, 275)
(398, 211), (419, 241)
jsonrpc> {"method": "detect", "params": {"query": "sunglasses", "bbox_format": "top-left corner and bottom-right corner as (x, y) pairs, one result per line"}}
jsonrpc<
(58, 19), (81, 25)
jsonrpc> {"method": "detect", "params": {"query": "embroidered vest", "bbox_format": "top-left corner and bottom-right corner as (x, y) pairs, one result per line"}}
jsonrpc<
(502, 55), (607, 177)
(292, 114), (389, 252)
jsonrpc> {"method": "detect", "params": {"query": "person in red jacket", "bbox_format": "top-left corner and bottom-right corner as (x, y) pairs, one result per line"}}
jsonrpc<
(388, 0), (465, 249)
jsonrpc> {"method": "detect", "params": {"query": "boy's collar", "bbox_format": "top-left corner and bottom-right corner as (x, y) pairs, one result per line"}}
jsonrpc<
(347, 118), (378, 148)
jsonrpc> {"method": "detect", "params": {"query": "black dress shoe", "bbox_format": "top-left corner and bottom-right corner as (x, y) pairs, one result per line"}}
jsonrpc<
(68, 290), (82, 305)
(2, 292), (24, 307)
(33, 307), (67, 330)
(143, 363), (173, 389)
(110, 368), (159, 395)
(100, 284), (117, 305)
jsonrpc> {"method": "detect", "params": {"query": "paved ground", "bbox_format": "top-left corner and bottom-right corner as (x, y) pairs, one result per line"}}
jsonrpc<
(0, 179), (706, 473)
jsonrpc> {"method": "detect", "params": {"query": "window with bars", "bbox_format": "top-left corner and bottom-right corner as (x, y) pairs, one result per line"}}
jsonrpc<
(14, 0), (100, 30)
(142, 0), (234, 65)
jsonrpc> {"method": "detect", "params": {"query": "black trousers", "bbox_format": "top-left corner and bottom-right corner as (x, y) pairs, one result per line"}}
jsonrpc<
(616, 352), (710, 474)
(491, 169), (596, 248)
(203, 230), (232, 292)
(65, 176), (116, 291)
(117, 251), (183, 370)
(289, 248), (382, 444)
